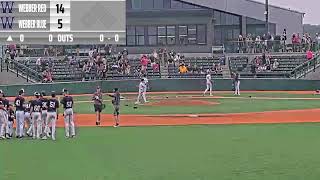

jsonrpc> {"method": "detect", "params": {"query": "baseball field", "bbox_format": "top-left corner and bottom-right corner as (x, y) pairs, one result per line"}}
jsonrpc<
(2, 91), (320, 180)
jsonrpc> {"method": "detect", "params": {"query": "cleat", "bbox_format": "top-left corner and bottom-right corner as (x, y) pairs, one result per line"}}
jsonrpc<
(0, 136), (6, 139)
(41, 136), (48, 140)
(113, 123), (120, 128)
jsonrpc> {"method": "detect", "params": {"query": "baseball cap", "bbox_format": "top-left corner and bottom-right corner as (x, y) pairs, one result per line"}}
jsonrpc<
(34, 92), (40, 96)
(0, 90), (3, 94)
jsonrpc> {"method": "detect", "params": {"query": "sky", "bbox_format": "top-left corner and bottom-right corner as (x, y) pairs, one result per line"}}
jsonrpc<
(255, 0), (319, 25)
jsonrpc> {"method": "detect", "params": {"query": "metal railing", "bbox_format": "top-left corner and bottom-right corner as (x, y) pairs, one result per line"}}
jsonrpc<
(290, 53), (320, 79)
(7, 59), (43, 82)
(222, 40), (319, 54)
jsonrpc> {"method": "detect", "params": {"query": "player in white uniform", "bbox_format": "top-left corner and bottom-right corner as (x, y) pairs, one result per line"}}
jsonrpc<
(143, 75), (149, 102)
(234, 72), (241, 96)
(203, 70), (213, 96)
(135, 79), (147, 104)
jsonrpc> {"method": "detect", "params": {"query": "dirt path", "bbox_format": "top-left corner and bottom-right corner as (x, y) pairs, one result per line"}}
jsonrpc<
(55, 109), (320, 127)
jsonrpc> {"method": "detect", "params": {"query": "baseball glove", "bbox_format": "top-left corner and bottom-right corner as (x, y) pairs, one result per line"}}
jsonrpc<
(102, 104), (106, 110)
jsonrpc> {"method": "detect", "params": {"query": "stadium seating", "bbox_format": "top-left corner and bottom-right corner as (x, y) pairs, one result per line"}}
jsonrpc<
(15, 56), (161, 81)
(168, 57), (224, 78)
(229, 54), (307, 78)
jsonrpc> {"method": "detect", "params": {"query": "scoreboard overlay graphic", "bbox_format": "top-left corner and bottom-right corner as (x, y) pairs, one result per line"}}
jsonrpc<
(0, 0), (126, 44)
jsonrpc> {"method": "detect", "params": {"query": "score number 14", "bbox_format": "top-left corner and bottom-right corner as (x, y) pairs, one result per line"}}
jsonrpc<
(56, 4), (64, 29)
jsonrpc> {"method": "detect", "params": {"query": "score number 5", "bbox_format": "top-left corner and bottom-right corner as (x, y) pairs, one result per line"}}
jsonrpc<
(56, 4), (65, 29)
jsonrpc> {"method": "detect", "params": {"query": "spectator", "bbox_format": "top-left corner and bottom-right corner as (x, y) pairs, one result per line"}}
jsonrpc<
(36, 57), (42, 72)
(179, 63), (188, 74)
(307, 50), (314, 61)
(152, 49), (159, 62)
(192, 64), (199, 74)
(140, 55), (149, 74)
(42, 69), (53, 83)
(255, 36), (262, 53)
(89, 48), (94, 58)
(187, 63), (193, 72)
(152, 63), (160, 73)
(173, 53), (180, 67)
(316, 33), (320, 51)
(238, 35), (244, 53)
(272, 59), (279, 70)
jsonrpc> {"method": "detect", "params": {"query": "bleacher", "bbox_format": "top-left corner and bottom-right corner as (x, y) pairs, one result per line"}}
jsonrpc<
(15, 56), (161, 82)
(105, 57), (161, 80)
(229, 54), (307, 78)
(168, 56), (224, 78)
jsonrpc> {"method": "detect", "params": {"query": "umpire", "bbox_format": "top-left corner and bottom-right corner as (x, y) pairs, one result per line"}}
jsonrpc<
(92, 86), (103, 126)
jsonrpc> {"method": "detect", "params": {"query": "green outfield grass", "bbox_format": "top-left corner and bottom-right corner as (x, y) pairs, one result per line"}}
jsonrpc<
(2, 124), (320, 180)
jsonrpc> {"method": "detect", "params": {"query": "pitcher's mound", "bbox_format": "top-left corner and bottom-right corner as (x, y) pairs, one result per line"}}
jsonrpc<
(147, 99), (219, 106)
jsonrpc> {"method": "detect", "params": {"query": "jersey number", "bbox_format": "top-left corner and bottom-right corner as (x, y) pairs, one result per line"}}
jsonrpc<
(34, 105), (40, 112)
(66, 101), (72, 108)
(50, 102), (56, 108)
(15, 100), (20, 106)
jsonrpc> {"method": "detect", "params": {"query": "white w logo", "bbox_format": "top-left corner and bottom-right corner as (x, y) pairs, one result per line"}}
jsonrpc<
(0, 1), (14, 13)
(1, 16), (14, 29)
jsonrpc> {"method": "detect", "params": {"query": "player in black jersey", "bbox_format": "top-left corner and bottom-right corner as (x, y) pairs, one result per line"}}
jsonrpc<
(46, 92), (59, 140)
(5, 104), (15, 139)
(60, 89), (75, 138)
(31, 92), (43, 139)
(40, 91), (50, 137)
(0, 90), (9, 139)
(14, 89), (25, 138)
(24, 100), (32, 137)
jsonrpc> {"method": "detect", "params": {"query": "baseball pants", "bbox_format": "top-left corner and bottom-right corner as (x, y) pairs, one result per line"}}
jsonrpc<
(25, 112), (33, 136)
(47, 112), (57, 140)
(235, 81), (240, 95)
(42, 110), (50, 135)
(64, 109), (75, 137)
(6, 121), (13, 137)
(204, 83), (213, 96)
(0, 110), (6, 137)
(15, 110), (25, 137)
(32, 112), (41, 139)
(136, 92), (147, 103)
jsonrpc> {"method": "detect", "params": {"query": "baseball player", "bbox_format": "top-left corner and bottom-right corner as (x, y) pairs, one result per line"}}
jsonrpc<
(60, 89), (75, 138)
(92, 86), (103, 126)
(5, 104), (15, 139)
(40, 91), (50, 137)
(0, 90), (9, 139)
(234, 72), (241, 96)
(30, 92), (43, 139)
(0, 101), (6, 139)
(14, 89), (25, 138)
(108, 88), (120, 127)
(24, 100), (33, 137)
(203, 70), (213, 96)
(47, 92), (59, 140)
(135, 79), (147, 104)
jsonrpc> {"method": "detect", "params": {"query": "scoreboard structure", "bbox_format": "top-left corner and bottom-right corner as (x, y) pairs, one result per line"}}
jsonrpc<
(0, 0), (126, 44)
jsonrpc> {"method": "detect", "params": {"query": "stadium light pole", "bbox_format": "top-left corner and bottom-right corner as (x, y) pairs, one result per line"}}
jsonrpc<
(265, 0), (269, 34)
